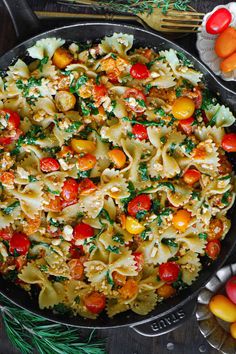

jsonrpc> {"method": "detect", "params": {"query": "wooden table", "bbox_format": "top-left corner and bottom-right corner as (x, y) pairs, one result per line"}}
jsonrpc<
(0, 1), (235, 353)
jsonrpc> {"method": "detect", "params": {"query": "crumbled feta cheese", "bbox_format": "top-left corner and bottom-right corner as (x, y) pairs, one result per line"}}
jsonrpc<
(69, 43), (79, 54)
(62, 225), (73, 241)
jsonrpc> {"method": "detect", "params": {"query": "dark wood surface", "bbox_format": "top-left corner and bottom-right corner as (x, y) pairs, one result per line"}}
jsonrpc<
(0, 1), (234, 353)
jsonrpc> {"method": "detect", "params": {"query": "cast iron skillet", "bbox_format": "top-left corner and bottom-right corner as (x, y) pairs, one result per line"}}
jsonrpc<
(1, 0), (236, 337)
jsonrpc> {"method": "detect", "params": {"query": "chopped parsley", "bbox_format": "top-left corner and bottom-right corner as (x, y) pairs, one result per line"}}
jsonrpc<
(16, 77), (42, 98)
(39, 265), (49, 272)
(136, 210), (148, 221)
(158, 182), (175, 193)
(140, 228), (150, 241)
(180, 137), (196, 154)
(198, 233), (208, 240)
(160, 136), (167, 144)
(177, 51), (193, 67)
(99, 208), (114, 225)
(106, 270), (114, 287)
(162, 239), (178, 247)
(145, 83), (152, 94)
(3, 201), (20, 215)
(122, 116), (165, 127)
(218, 175), (231, 180)
(77, 169), (91, 179)
(137, 99), (146, 108)
(152, 199), (160, 215)
(139, 162), (149, 181)
(191, 191), (200, 200)
(222, 191), (231, 205)
(47, 188), (60, 196)
(154, 107), (165, 116)
(89, 244), (96, 253)
(111, 53), (117, 59)
(107, 245), (120, 254)
(169, 143), (176, 156)
(176, 87), (182, 98)
(65, 121), (82, 133)
(38, 56), (49, 72)
(49, 218), (61, 228)
(70, 74), (88, 93)
(112, 233), (124, 245)
(156, 208), (173, 226)
(28, 175), (38, 182)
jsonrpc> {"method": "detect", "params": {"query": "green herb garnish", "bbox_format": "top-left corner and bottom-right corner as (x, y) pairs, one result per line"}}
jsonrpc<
(162, 239), (178, 247)
(139, 162), (149, 181)
(198, 233), (208, 240)
(112, 233), (124, 245)
(3, 201), (20, 215)
(107, 245), (120, 254)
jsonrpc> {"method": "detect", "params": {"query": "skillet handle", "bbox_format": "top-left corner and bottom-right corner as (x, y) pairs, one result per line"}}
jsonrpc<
(3, 0), (40, 40)
(130, 300), (196, 337)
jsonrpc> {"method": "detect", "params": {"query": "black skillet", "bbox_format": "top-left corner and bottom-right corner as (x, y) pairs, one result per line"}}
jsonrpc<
(0, 0), (236, 337)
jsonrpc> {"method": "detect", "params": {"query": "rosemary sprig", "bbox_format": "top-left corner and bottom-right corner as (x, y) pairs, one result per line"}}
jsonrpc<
(62, 0), (190, 15)
(0, 294), (106, 354)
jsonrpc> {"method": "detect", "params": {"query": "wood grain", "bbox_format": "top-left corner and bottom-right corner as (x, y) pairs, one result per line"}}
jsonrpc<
(0, 0), (231, 353)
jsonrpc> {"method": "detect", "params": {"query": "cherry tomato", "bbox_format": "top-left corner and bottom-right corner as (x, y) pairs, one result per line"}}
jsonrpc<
(61, 178), (79, 201)
(183, 169), (201, 185)
(78, 178), (97, 196)
(208, 218), (224, 241)
(209, 294), (236, 322)
(172, 209), (191, 232)
(157, 284), (176, 298)
(68, 259), (84, 280)
(0, 128), (23, 145)
(45, 196), (62, 212)
(206, 240), (221, 260)
(119, 279), (138, 299)
(112, 271), (126, 286)
(132, 124), (148, 140)
(172, 97), (195, 120)
(127, 194), (151, 217)
(159, 262), (180, 283)
(133, 252), (144, 272)
(193, 87), (203, 109)
(178, 117), (195, 135)
(84, 292), (106, 314)
(206, 8), (232, 35)
(69, 245), (84, 258)
(0, 109), (20, 129)
(73, 222), (94, 241)
(93, 84), (107, 101)
(124, 88), (147, 113)
(0, 171), (14, 185)
(0, 227), (13, 240)
(9, 232), (30, 256)
(226, 276), (236, 305)
(57, 145), (74, 159)
(130, 63), (150, 80)
(40, 157), (60, 173)
(221, 52), (236, 73)
(215, 27), (236, 58)
(0, 136), (12, 145)
(222, 133), (236, 152)
(218, 153), (233, 175)
(77, 154), (96, 171)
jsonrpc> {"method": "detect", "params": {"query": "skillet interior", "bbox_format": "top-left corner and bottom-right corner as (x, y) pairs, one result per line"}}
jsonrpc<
(0, 22), (236, 328)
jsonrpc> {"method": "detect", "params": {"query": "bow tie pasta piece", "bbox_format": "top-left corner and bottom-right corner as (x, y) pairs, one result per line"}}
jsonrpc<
(194, 125), (225, 146)
(100, 33), (133, 57)
(149, 59), (176, 89)
(0, 201), (21, 229)
(100, 168), (130, 200)
(205, 104), (235, 128)
(27, 38), (65, 60)
(177, 251), (201, 285)
(7, 59), (30, 80)
(139, 265), (165, 291)
(130, 290), (158, 315)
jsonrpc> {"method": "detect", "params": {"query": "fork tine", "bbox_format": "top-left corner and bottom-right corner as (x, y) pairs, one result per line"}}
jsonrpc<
(161, 28), (200, 33)
(161, 22), (202, 28)
(167, 10), (205, 16)
(162, 17), (204, 22)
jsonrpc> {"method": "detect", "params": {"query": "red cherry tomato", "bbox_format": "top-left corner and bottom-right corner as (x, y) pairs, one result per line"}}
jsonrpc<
(78, 178), (97, 195)
(0, 109), (20, 129)
(183, 169), (201, 185)
(61, 178), (79, 201)
(69, 245), (84, 258)
(0, 227), (13, 240)
(9, 232), (30, 255)
(84, 292), (106, 314)
(206, 240), (221, 260)
(127, 194), (151, 217)
(178, 117), (195, 135)
(133, 252), (144, 272)
(73, 222), (94, 241)
(0, 128), (23, 145)
(159, 262), (180, 283)
(132, 124), (148, 140)
(130, 63), (150, 79)
(193, 87), (203, 109)
(206, 8), (232, 35)
(93, 84), (107, 100)
(222, 133), (236, 152)
(226, 276), (236, 305)
(40, 157), (60, 173)
(124, 88), (147, 113)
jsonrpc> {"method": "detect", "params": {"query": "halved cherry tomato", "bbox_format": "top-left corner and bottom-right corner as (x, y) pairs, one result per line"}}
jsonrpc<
(0, 128), (23, 145)
(206, 8), (232, 35)
(218, 153), (233, 175)
(206, 240), (221, 260)
(193, 87), (203, 109)
(133, 252), (144, 272)
(40, 157), (60, 173)
(127, 194), (151, 217)
(221, 52), (236, 73)
(157, 284), (176, 298)
(172, 97), (195, 120)
(69, 245), (84, 258)
(0, 109), (20, 129)
(68, 259), (84, 280)
(78, 178), (97, 196)
(172, 209), (191, 232)
(61, 178), (79, 201)
(119, 279), (138, 299)
(183, 169), (201, 185)
(108, 149), (126, 169)
(132, 124), (148, 140)
(77, 154), (96, 171)
(9, 232), (30, 255)
(45, 196), (62, 212)
(222, 133), (236, 152)
(178, 117), (195, 135)
(159, 262), (180, 283)
(208, 218), (224, 241)
(215, 27), (236, 58)
(124, 88), (147, 113)
(0, 171), (14, 185)
(0, 227), (13, 240)
(57, 145), (74, 159)
(52, 47), (73, 69)
(84, 292), (106, 314)
(130, 63), (150, 79)
(73, 222), (94, 240)
(93, 84), (107, 102)
(112, 271), (127, 286)
(0, 137), (12, 145)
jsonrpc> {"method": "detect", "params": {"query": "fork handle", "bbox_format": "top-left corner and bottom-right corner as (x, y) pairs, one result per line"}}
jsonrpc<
(35, 11), (134, 21)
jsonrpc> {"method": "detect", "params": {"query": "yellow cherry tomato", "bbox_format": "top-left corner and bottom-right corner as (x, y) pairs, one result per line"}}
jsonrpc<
(71, 139), (96, 154)
(172, 209), (191, 232)
(230, 322), (236, 339)
(125, 216), (145, 234)
(172, 97), (195, 120)
(209, 295), (236, 323)
(108, 149), (126, 169)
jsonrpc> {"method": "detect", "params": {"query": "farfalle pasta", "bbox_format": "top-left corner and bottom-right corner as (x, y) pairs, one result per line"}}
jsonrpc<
(0, 33), (235, 319)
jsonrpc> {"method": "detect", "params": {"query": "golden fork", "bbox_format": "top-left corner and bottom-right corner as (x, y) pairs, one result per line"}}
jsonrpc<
(54, 0), (204, 33)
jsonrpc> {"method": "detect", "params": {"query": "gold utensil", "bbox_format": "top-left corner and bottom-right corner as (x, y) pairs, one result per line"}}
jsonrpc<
(55, 0), (204, 33)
